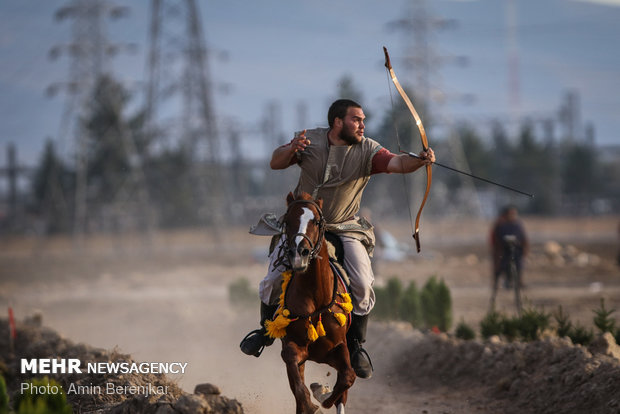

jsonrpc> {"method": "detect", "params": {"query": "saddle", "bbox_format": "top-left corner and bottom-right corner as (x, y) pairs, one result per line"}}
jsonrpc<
(325, 232), (351, 292)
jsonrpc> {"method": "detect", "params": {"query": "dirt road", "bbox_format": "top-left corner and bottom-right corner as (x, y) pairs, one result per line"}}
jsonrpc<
(1, 216), (618, 413)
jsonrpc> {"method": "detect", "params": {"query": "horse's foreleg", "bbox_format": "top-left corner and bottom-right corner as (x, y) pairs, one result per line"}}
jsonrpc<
(299, 361), (306, 384)
(282, 343), (319, 414)
(321, 343), (356, 409)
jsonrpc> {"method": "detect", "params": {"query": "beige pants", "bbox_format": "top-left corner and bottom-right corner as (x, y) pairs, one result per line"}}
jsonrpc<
(258, 235), (375, 315)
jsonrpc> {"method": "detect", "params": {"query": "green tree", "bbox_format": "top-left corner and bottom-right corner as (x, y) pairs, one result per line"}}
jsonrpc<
(593, 298), (616, 334)
(372, 277), (404, 320)
(145, 149), (200, 228)
(400, 281), (422, 327)
(561, 142), (600, 214)
(78, 74), (156, 232)
(511, 122), (556, 214)
(82, 75), (133, 204)
(490, 121), (512, 182)
(31, 140), (74, 233)
(420, 275), (452, 331)
(598, 160), (620, 212)
(446, 123), (493, 194)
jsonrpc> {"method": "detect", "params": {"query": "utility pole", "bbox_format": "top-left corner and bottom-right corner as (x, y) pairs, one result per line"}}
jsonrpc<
(506, 0), (520, 132)
(390, 0), (477, 215)
(390, 0), (467, 124)
(48, 0), (136, 238)
(144, 0), (224, 228)
(260, 101), (287, 197)
(6, 144), (18, 224)
(559, 90), (582, 143)
(0, 144), (30, 232)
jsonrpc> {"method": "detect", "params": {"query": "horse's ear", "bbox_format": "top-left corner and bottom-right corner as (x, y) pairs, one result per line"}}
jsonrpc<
(316, 198), (323, 209)
(286, 192), (295, 206)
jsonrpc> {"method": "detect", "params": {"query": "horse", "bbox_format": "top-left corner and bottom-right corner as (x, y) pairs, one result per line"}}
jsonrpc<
(266, 191), (356, 414)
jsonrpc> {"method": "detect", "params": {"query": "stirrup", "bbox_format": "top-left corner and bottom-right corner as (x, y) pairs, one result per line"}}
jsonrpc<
(350, 345), (374, 379)
(240, 329), (268, 357)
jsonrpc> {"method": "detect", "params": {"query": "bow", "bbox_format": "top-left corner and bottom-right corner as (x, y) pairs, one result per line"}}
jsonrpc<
(383, 46), (432, 253)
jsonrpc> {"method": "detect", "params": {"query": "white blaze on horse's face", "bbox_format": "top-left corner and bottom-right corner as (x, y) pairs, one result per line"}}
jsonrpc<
(291, 207), (314, 271)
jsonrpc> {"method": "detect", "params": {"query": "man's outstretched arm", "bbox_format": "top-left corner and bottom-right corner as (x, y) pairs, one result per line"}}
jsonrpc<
(385, 148), (435, 174)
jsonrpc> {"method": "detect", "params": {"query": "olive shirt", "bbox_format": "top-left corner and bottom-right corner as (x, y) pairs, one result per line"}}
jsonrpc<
(293, 127), (383, 254)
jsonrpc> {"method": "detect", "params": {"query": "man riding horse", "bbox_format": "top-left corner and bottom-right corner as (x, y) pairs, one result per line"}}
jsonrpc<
(240, 99), (435, 379)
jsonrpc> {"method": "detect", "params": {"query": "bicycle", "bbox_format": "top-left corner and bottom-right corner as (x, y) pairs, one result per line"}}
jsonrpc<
(490, 234), (523, 315)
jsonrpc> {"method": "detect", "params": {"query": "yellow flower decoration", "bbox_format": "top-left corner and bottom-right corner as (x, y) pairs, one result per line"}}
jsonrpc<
(265, 271), (294, 339)
(264, 270), (353, 341)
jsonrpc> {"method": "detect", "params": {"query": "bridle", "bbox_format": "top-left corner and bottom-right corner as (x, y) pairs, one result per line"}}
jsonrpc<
(284, 199), (326, 261)
(273, 198), (326, 270)
(269, 197), (349, 326)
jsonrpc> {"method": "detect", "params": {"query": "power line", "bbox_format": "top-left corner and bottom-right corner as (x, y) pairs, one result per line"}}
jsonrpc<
(144, 0), (224, 228)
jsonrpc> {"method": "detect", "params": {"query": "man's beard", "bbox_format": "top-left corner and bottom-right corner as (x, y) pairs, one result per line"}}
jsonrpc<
(339, 125), (361, 145)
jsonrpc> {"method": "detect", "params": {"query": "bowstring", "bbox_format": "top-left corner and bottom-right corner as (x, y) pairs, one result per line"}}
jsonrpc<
(384, 68), (416, 239)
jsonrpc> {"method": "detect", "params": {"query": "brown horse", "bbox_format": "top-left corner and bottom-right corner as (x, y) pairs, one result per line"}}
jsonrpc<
(268, 192), (356, 414)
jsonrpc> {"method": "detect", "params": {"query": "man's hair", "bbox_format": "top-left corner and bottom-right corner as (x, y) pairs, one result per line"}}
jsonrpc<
(327, 99), (362, 128)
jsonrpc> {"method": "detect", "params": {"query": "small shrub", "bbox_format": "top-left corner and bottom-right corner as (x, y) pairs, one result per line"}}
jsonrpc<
(0, 375), (8, 414)
(371, 283), (388, 320)
(518, 306), (550, 341)
(593, 298), (616, 334)
(554, 305), (573, 338)
(400, 281), (422, 327)
(373, 276), (451, 332)
(228, 278), (258, 307)
(385, 277), (404, 320)
(480, 310), (503, 339)
(501, 315), (521, 342)
(569, 324), (594, 346)
(13, 377), (72, 414)
(455, 319), (475, 340)
(372, 276), (403, 321)
(420, 276), (452, 331)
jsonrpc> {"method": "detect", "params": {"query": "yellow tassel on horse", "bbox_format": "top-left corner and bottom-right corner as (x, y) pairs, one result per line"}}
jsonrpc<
(265, 312), (291, 339)
(337, 293), (353, 314)
(264, 271), (296, 339)
(307, 318), (319, 342)
(316, 315), (326, 337)
(333, 312), (347, 326)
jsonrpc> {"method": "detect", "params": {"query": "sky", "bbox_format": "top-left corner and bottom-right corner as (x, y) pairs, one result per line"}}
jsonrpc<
(1, 0), (619, 167)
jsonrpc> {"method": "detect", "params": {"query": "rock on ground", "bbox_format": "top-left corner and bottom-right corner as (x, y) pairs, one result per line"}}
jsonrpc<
(0, 319), (243, 414)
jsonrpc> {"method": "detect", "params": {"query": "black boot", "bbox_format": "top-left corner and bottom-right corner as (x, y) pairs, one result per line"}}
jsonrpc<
(240, 302), (278, 357)
(346, 313), (373, 379)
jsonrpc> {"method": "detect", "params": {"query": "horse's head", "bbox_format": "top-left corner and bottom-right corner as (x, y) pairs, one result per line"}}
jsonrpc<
(282, 192), (325, 273)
